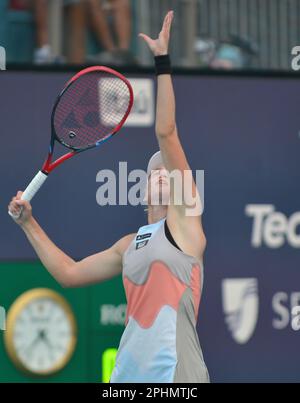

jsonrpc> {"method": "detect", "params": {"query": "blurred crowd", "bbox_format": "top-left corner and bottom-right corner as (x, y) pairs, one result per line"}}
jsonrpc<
(5, 0), (258, 69)
(12, 0), (136, 65)
(195, 35), (258, 70)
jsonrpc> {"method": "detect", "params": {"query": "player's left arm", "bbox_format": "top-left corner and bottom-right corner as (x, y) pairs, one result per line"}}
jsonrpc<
(139, 11), (206, 259)
(156, 76), (206, 259)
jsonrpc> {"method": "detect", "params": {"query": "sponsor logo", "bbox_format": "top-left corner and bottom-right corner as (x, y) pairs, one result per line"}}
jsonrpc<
(272, 292), (300, 331)
(222, 278), (258, 344)
(245, 204), (300, 248)
(100, 304), (126, 326)
(291, 306), (300, 331)
(136, 233), (151, 241)
(135, 232), (151, 250)
(222, 279), (300, 344)
(136, 240), (149, 250)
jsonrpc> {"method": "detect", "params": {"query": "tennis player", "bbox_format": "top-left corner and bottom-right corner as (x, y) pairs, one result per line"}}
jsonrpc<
(9, 10), (209, 383)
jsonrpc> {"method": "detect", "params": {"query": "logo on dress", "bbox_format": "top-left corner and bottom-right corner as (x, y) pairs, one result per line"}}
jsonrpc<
(135, 233), (151, 250)
(136, 240), (149, 249)
(222, 278), (259, 344)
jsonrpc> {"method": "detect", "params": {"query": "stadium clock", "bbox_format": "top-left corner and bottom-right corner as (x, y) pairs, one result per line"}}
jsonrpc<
(4, 288), (77, 376)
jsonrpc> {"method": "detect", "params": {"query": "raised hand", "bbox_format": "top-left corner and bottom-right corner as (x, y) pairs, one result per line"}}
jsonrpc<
(139, 10), (174, 56)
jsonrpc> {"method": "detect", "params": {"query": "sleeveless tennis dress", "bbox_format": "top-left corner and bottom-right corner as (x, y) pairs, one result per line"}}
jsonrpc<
(109, 218), (210, 383)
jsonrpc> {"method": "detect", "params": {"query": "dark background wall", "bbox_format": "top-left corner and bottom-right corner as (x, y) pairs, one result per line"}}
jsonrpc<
(0, 70), (300, 382)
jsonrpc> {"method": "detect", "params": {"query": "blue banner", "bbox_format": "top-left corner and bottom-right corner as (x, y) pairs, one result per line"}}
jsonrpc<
(1, 70), (299, 382)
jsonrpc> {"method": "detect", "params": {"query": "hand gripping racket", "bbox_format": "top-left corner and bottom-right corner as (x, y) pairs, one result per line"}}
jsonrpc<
(9, 66), (134, 219)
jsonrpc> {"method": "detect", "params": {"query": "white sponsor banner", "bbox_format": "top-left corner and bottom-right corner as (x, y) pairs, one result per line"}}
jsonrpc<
(125, 78), (154, 127)
(99, 78), (154, 127)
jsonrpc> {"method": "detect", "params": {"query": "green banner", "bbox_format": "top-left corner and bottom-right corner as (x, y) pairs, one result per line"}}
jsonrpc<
(0, 261), (126, 382)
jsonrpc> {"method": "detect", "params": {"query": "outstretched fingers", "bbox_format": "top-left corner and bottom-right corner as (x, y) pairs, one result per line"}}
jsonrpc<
(139, 10), (174, 56)
(162, 10), (174, 35)
(138, 33), (152, 43)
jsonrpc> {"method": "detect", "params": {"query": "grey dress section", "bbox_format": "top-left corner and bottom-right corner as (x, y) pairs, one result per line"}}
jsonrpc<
(174, 287), (210, 383)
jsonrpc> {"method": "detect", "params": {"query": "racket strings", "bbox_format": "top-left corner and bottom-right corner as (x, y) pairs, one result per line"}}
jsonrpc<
(53, 71), (131, 149)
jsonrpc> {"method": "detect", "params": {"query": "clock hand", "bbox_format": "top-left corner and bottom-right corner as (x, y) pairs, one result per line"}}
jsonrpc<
(24, 331), (43, 355)
(39, 329), (55, 352)
(42, 336), (54, 350)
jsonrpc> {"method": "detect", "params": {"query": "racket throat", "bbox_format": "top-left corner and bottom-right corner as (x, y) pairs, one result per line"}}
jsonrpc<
(41, 153), (53, 174)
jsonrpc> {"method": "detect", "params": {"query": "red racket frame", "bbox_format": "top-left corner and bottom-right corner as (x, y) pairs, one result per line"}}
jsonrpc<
(41, 66), (134, 174)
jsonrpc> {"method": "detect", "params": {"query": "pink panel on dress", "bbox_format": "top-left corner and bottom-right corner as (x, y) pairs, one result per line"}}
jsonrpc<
(123, 261), (187, 328)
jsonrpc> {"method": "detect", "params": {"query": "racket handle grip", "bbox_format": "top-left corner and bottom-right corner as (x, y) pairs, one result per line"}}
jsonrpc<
(21, 171), (48, 202)
(8, 171), (48, 219)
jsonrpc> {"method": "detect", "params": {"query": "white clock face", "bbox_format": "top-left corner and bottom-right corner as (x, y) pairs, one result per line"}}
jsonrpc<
(11, 295), (75, 374)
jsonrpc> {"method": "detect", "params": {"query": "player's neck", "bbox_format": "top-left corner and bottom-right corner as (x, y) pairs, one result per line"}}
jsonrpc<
(147, 205), (167, 225)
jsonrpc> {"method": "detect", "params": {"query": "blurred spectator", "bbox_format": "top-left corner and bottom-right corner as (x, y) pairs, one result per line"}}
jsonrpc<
(86, 0), (136, 65)
(32, 0), (85, 64)
(31, 0), (134, 65)
(64, 0), (86, 64)
(31, 0), (51, 64)
(195, 34), (258, 70)
(210, 35), (258, 69)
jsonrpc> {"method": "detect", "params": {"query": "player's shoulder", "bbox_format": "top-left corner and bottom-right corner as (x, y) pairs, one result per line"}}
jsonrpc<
(166, 211), (206, 260)
(114, 233), (136, 256)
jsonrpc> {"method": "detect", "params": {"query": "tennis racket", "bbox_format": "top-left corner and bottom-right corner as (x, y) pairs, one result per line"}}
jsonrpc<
(9, 66), (134, 219)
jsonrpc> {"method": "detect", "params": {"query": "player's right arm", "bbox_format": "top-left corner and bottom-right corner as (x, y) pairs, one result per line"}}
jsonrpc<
(8, 191), (134, 288)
